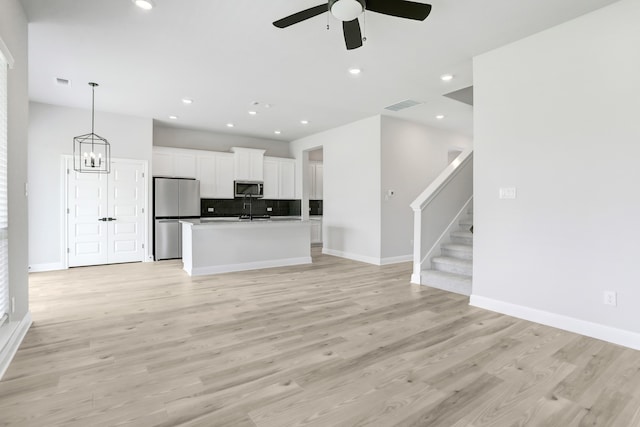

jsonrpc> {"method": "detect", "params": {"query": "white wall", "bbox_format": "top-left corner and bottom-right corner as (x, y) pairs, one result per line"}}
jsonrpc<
(28, 102), (153, 270)
(0, 0), (29, 376)
(380, 116), (472, 261)
(472, 0), (640, 348)
(154, 124), (291, 157)
(290, 116), (382, 264)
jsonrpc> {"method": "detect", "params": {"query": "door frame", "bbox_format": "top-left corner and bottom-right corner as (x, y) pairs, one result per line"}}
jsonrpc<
(62, 155), (151, 268)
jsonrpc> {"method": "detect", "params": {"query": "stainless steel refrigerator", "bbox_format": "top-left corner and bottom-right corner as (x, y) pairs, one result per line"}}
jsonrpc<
(153, 177), (200, 260)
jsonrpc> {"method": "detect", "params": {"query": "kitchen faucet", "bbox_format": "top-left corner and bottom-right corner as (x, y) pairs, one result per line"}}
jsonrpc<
(243, 194), (252, 219)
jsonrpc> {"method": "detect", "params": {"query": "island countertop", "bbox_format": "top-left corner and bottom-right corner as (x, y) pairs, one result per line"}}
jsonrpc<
(180, 216), (306, 228)
(181, 217), (312, 276)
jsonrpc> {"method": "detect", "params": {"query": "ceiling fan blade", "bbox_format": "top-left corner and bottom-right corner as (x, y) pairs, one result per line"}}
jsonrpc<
(273, 4), (328, 28)
(366, 0), (432, 21)
(343, 19), (363, 50)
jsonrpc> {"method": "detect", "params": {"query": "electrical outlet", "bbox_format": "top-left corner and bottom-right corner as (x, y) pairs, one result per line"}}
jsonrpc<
(207, 207), (214, 212)
(267, 207), (273, 212)
(603, 291), (617, 306)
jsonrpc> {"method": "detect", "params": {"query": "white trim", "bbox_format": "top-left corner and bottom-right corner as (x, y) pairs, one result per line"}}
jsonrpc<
(29, 263), (66, 273)
(379, 254), (412, 265)
(470, 295), (640, 351)
(0, 38), (15, 69)
(410, 149), (473, 211)
(410, 273), (422, 284)
(185, 256), (312, 276)
(322, 248), (381, 265)
(0, 312), (32, 380)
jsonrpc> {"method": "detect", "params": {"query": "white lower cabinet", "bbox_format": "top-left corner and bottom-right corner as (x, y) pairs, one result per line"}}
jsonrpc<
(264, 157), (296, 200)
(310, 217), (322, 245)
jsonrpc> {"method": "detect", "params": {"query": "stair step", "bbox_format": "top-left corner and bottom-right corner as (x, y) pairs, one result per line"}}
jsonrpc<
(432, 256), (473, 275)
(421, 270), (472, 296)
(441, 243), (473, 260)
(459, 217), (473, 227)
(451, 229), (473, 245)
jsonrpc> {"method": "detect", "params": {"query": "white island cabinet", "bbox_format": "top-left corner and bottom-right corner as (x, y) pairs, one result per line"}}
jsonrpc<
(181, 219), (311, 276)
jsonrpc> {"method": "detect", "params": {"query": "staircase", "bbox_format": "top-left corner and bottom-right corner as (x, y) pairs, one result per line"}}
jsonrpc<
(420, 208), (473, 296)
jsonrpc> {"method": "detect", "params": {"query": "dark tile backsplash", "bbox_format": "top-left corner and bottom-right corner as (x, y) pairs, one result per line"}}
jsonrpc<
(309, 200), (323, 216)
(201, 199), (301, 217)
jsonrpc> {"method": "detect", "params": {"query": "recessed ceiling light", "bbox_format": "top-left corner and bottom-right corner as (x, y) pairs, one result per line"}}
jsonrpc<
(349, 68), (361, 75)
(248, 111), (257, 116)
(226, 123), (234, 128)
(169, 115), (178, 120)
(274, 130), (282, 135)
(133, 0), (154, 10)
(264, 104), (272, 109)
(440, 74), (454, 82)
(436, 114), (445, 120)
(300, 120), (309, 125)
(182, 98), (193, 105)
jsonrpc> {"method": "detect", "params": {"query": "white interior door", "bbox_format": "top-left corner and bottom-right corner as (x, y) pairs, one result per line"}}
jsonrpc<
(67, 158), (146, 267)
(107, 161), (146, 264)
(67, 166), (109, 267)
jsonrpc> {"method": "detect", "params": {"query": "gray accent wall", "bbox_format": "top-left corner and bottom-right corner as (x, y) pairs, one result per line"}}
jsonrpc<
(473, 0), (640, 343)
(154, 124), (291, 158)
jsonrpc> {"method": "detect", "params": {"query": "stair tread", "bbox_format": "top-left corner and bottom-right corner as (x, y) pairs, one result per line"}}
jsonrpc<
(451, 230), (473, 237)
(422, 269), (472, 281)
(442, 243), (473, 251)
(432, 256), (473, 268)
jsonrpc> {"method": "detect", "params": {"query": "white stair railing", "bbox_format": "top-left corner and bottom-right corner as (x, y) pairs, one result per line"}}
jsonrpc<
(410, 150), (473, 284)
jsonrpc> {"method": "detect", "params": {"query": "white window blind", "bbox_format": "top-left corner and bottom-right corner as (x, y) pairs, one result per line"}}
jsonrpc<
(0, 50), (8, 324)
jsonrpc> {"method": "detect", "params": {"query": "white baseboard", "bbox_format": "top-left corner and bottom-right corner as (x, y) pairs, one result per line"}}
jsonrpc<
(322, 248), (381, 265)
(0, 312), (32, 380)
(470, 295), (640, 351)
(379, 254), (412, 266)
(28, 263), (65, 273)
(187, 257), (312, 276)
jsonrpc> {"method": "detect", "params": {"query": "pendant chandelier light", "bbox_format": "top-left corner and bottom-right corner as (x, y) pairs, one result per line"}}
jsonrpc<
(73, 82), (110, 173)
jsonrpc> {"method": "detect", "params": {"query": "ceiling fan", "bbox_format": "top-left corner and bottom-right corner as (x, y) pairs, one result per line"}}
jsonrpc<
(273, 0), (432, 50)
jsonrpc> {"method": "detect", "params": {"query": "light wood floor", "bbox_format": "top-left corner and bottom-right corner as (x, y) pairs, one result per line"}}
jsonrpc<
(2, 249), (640, 426)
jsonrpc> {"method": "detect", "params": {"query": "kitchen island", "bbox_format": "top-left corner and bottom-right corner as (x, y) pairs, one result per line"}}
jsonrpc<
(180, 218), (312, 276)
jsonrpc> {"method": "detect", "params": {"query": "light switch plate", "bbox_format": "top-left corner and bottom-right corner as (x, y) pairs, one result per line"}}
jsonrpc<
(499, 187), (517, 199)
(207, 207), (214, 212)
(267, 207), (273, 212)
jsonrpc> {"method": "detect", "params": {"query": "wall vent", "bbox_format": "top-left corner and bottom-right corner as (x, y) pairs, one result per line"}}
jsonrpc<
(55, 77), (71, 87)
(384, 99), (422, 112)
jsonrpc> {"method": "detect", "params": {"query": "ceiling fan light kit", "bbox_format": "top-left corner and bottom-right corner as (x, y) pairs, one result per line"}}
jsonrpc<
(273, 0), (432, 50)
(329, 0), (365, 21)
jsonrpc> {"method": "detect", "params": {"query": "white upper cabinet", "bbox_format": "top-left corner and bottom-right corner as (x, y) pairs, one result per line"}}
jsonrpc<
(152, 147), (197, 178)
(214, 153), (235, 198)
(264, 157), (296, 200)
(231, 147), (265, 181)
(308, 161), (323, 200)
(195, 151), (235, 199)
(278, 159), (296, 199)
(262, 158), (279, 199)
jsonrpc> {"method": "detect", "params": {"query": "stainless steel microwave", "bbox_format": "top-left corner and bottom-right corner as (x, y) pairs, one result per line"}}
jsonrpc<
(234, 181), (264, 198)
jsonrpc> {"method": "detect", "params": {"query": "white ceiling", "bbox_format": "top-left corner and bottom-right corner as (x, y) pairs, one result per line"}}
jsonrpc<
(20, 0), (620, 142)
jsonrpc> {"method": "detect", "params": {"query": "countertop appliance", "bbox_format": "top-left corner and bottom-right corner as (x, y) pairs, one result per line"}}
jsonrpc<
(154, 177), (200, 260)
